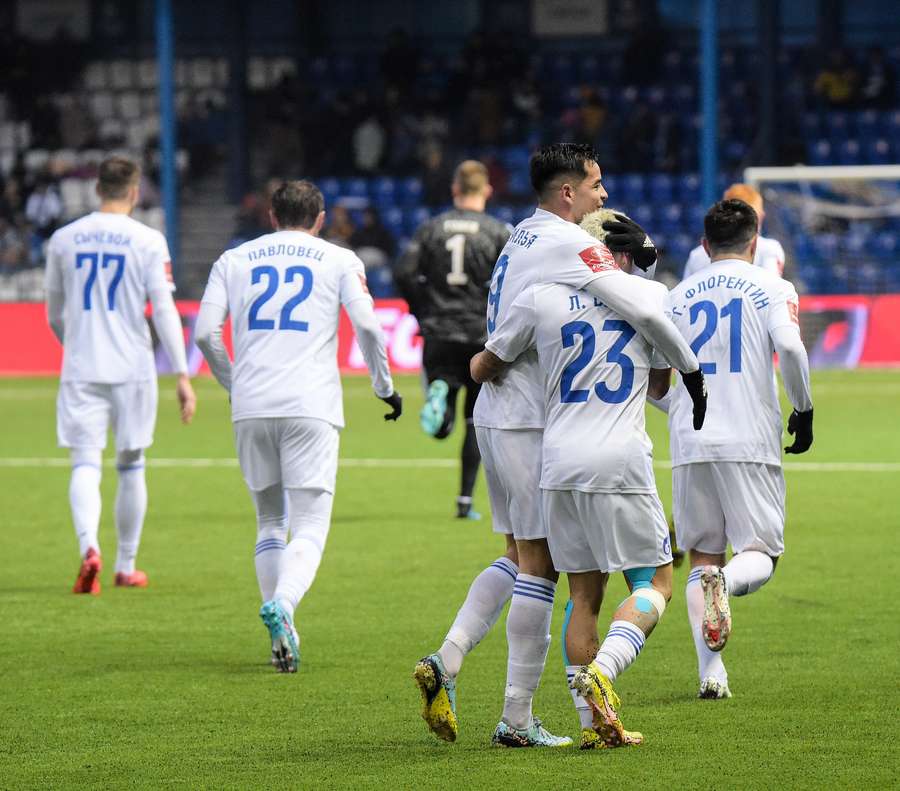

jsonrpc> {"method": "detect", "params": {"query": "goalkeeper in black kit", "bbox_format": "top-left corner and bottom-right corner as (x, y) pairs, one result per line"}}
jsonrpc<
(395, 160), (511, 519)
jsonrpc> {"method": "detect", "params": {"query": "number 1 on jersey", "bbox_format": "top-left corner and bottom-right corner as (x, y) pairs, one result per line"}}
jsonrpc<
(689, 297), (743, 374)
(445, 233), (469, 285)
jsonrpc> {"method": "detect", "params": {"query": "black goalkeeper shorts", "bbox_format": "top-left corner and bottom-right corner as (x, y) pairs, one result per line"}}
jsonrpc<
(422, 338), (483, 420)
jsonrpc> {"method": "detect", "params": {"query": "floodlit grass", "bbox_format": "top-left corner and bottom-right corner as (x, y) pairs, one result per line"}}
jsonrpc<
(1, 370), (898, 789)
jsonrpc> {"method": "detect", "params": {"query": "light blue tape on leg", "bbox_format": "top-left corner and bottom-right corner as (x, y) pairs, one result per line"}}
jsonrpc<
(561, 599), (574, 666)
(635, 597), (653, 613)
(623, 566), (656, 591)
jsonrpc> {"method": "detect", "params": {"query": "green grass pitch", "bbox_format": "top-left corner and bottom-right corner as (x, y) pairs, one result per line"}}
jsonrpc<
(1, 370), (898, 789)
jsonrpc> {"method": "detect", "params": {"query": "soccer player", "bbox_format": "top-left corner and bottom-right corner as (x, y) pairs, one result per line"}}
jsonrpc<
(660, 199), (813, 699)
(413, 144), (706, 747)
(195, 180), (401, 673)
(683, 183), (785, 279)
(395, 160), (510, 519)
(470, 209), (688, 748)
(45, 155), (196, 594)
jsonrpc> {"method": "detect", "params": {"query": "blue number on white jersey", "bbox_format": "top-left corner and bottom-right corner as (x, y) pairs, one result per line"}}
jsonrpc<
(486, 254), (509, 334)
(689, 297), (743, 374)
(248, 264), (314, 331)
(75, 252), (126, 311)
(559, 318), (637, 404)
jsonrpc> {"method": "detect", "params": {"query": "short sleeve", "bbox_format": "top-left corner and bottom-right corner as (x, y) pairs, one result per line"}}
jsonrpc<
(339, 252), (372, 306)
(548, 239), (620, 292)
(767, 278), (800, 334)
(44, 234), (63, 293)
(200, 255), (229, 308)
(485, 286), (536, 362)
(143, 231), (175, 294)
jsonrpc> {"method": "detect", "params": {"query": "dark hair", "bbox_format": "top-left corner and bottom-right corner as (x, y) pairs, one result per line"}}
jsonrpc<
(703, 199), (759, 253)
(271, 180), (324, 228)
(529, 143), (598, 199)
(97, 156), (140, 200)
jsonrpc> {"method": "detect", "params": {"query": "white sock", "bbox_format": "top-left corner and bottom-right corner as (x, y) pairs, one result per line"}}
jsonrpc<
(114, 451), (147, 575)
(251, 485), (288, 601)
(273, 488), (333, 620)
(594, 620), (645, 683)
(686, 567), (728, 683)
(502, 574), (556, 730)
(69, 449), (102, 557)
(439, 556), (518, 677)
(566, 664), (594, 729)
(723, 551), (774, 596)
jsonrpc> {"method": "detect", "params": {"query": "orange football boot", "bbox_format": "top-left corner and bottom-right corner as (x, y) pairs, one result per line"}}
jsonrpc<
(73, 548), (102, 595)
(114, 570), (149, 588)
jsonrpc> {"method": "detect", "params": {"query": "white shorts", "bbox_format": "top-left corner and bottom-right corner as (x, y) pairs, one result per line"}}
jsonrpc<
(673, 462), (785, 557)
(543, 488), (672, 573)
(234, 417), (340, 493)
(476, 426), (544, 540)
(57, 380), (157, 451)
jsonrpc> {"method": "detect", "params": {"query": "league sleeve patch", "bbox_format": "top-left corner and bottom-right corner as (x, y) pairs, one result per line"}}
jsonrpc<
(164, 261), (174, 283)
(578, 244), (618, 273)
(787, 297), (799, 325)
(357, 271), (370, 294)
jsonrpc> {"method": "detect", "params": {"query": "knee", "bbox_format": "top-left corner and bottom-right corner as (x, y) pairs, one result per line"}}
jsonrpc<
(516, 540), (558, 582)
(116, 449), (145, 473)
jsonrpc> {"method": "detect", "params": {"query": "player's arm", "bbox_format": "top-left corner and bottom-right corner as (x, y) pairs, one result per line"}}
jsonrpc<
(472, 287), (536, 384)
(44, 239), (65, 343)
(195, 299), (232, 393)
(341, 260), (401, 421)
(769, 286), (813, 453)
(647, 367), (672, 403)
(149, 287), (196, 424)
(145, 237), (195, 424)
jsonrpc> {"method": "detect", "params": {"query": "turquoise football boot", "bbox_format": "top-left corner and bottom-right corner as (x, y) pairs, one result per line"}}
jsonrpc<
(491, 717), (574, 748)
(420, 380), (449, 436)
(260, 600), (299, 673)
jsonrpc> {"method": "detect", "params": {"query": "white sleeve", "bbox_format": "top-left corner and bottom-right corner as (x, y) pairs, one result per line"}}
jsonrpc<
(149, 288), (189, 375)
(767, 279), (800, 333)
(582, 271), (699, 373)
(339, 253), (372, 307)
(772, 324), (812, 412)
(45, 237), (65, 343)
(195, 300), (232, 392)
(144, 232), (175, 294)
(344, 297), (393, 398)
(485, 287), (536, 362)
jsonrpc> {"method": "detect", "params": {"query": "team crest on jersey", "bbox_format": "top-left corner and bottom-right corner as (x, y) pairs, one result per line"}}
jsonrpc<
(578, 244), (618, 273)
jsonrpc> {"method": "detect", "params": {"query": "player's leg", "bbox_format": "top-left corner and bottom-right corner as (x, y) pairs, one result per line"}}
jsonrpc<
(674, 463), (731, 697)
(493, 435), (571, 748)
(571, 492), (673, 747)
(110, 380), (157, 587)
(250, 483), (287, 601)
(455, 371), (482, 519)
(414, 426), (519, 742)
(420, 338), (455, 438)
(58, 382), (110, 594)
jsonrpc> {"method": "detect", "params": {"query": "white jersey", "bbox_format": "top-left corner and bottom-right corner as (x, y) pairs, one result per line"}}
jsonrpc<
(201, 230), (371, 427)
(45, 211), (174, 383)
(475, 208), (621, 430)
(664, 258), (800, 467)
(683, 235), (785, 280)
(487, 280), (667, 493)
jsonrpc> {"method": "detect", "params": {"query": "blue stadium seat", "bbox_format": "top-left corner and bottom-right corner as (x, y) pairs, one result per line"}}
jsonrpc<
(399, 178), (423, 207)
(621, 174), (646, 204)
(649, 174), (674, 203)
(865, 139), (892, 165)
(340, 178), (368, 199)
(404, 206), (430, 235)
(826, 111), (852, 139)
(507, 169), (532, 196)
(874, 232), (898, 259)
(677, 173), (701, 201)
(500, 145), (531, 173)
(367, 265), (395, 298)
(813, 233), (840, 262)
(370, 177), (396, 202)
(319, 177), (340, 204)
(491, 205), (515, 225)
(687, 204), (706, 231)
(810, 139), (832, 166)
(658, 204), (684, 234)
(631, 203), (654, 229)
(602, 174), (619, 197)
(857, 109), (882, 137)
(801, 112), (821, 137)
(837, 139), (861, 165)
(383, 207), (404, 238)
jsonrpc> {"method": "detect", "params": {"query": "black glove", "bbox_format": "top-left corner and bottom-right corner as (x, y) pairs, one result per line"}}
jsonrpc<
(602, 213), (658, 271)
(380, 392), (403, 421)
(784, 408), (813, 454)
(680, 369), (707, 430)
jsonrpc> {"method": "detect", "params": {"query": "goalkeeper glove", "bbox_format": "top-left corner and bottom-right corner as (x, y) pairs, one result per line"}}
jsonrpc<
(380, 392), (403, 421)
(680, 369), (707, 430)
(602, 213), (658, 271)
(784, 408), (813, 454)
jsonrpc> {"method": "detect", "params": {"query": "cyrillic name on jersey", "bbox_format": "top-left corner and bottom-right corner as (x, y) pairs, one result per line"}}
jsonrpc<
(679, 273), (770, 311)
(443, 219), (480, 234)
(509, 227), (538, 248)
(248, 244), (325, 262)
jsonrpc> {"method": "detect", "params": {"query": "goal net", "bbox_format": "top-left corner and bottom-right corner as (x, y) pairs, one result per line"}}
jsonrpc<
(745, 165), (900, 367)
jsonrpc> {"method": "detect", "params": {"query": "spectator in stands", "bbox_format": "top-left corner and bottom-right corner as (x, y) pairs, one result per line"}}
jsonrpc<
(350, 207), (396, 261)
(859, 47), (896, 109)
(617, 102), (657, 172)
(561, 88), (617, 165)
(421, 143), (454, 208)
(352, 106), (387, 174)
(25, 177), (62, 240)
(324, 205), (355, 248)
(813, 49), (859, 108)
(0, 215), (27, 272)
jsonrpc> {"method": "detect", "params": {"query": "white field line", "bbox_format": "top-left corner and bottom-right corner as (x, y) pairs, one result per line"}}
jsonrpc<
(0, 457), (899, 472)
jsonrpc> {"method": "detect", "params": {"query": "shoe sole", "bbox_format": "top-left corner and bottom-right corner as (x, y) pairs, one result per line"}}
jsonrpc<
(73, 556), (102, 595)
(572, 669), (643, 748)
(259, 603), (299, 673)
(700, 567), (732, 652)
(413, 660), (457, 742)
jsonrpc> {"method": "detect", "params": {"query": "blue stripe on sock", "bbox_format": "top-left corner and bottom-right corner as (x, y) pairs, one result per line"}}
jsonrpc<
(512, 589), (554, 605)
(608, 626), (645, 646)
(72, 462), (101, 471)
(515, 579), (556, 596)
(608, 629), (644, 653)
(490, 562), (517, 582)
(687, 568), (703, 582)
(255, 540), (286, 556)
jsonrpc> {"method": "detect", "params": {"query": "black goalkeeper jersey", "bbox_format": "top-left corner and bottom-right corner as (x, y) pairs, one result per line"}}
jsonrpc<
(396, 208), (510, 345)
